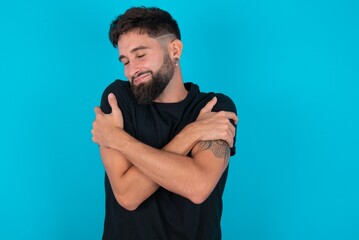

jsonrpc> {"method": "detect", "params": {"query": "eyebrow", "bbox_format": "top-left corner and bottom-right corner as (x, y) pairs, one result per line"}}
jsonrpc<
(119, 45), (149, 62)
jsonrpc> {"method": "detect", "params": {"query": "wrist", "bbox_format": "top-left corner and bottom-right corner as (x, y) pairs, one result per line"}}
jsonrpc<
(181, 123), (201, 145)
(107, 127), (126, 149)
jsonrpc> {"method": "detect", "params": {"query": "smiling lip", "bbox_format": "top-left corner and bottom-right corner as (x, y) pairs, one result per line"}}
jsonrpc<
(133, 72), (151, 85)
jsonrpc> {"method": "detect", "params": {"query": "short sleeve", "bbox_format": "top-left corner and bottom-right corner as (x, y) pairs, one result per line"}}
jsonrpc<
(99, 80), (136, 136)
(212, 93), (237, 156)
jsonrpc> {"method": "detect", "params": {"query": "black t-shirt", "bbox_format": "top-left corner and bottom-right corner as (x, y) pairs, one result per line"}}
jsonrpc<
(100, 80), (237, 240)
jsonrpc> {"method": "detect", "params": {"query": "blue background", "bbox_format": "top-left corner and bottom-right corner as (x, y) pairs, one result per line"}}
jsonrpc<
(1, 0), (358, 239)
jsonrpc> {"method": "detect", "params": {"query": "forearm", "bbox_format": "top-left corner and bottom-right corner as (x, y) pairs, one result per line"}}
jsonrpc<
(162, 123), (200, 155)
(94, 94), (236, 205)
(101, 147), (157, 210)
(108, 128), (218, 203)
(101, 125), (202, 209)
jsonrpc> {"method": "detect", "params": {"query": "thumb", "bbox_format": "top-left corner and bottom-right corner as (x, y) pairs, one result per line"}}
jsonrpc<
(108, 93), (118, 109)
(108, 93), (121, 115)
(200, 96), (217, 114)
(94, 106), (103, 115)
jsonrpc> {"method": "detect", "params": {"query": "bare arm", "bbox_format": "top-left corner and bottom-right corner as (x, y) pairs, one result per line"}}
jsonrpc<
(94, 95), (237, 209)
(99, 125), (202, 211)
(104, 128), (231, 204)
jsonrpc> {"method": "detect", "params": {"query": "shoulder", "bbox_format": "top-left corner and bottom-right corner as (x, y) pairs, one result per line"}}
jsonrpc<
(213, 93), (237, 114)
(100, 80), (132, 114)
(186, 82), (237, 114)
(102, 80), (130, 98)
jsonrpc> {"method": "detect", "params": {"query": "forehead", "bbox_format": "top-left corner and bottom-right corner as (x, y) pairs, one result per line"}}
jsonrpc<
(117, 32), (161, 56)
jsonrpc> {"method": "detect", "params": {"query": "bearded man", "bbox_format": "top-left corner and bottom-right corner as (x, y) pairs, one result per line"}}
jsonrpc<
(92, 6), (238, 240)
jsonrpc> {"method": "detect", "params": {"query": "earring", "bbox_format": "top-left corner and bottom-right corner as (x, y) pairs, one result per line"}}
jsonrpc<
(173, 58), (179, 67)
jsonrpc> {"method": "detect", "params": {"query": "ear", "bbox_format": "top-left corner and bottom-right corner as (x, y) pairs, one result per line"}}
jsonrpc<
(168, 39), (183, 61)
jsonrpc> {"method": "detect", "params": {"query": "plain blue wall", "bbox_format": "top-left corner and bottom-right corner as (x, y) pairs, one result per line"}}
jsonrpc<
(1, 0), (358, 239)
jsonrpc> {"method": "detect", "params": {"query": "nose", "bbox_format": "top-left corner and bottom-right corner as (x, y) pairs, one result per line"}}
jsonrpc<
(124, 63), (136, 81)
(125, 63), (141, 83)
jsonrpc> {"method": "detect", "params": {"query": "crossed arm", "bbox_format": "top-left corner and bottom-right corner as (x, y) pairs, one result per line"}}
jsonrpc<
(99, 126), (208, 210)
(92, 93), (237, 210)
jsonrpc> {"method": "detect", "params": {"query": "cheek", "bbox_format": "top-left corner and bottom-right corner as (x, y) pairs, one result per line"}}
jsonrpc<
(149, 55), (165, 71)
(124, 66), (131, 80)
(141, 54), (162, 70)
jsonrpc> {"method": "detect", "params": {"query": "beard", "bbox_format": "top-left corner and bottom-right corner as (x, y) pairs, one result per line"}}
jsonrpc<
(130, 53), (175, 105)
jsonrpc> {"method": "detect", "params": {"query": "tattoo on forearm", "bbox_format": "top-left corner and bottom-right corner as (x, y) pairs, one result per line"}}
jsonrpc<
(197, 140), (230, 161)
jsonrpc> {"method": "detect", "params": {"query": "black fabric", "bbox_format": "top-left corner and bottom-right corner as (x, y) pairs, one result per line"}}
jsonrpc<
(100, 80), (237, 240)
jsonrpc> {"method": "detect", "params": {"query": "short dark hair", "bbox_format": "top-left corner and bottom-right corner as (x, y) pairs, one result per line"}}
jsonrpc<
(109, 7), (181, 47)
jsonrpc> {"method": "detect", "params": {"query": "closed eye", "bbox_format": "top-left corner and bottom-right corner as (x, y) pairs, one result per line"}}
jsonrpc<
(119, 56), (129, 66)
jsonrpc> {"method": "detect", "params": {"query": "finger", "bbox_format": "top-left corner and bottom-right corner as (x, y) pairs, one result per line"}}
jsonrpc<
(228, 138), (233, 148)
(228, 122), (236, 137)
(94, 106), (103, 115)
(222, 125), (234, 148)
(221, 120), (235, 148)
(224, 137), (233, 148)
(91, 128), (97, 143)
(199, 97), (217, 114)
(223, 112), (238, 125)
(108, 93), (119, 113)
(221, 135), (233, 148)
(108, 93), (123, 119)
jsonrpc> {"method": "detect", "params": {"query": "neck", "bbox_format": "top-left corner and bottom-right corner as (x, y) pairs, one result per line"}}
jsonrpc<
(154, 69), (187, 103)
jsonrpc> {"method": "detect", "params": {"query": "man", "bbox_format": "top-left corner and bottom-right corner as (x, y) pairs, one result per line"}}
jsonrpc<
(92, 7), (238, 240)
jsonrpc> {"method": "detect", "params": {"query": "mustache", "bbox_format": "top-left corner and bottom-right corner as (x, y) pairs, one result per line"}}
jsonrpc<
(131, 71), (152, 83)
